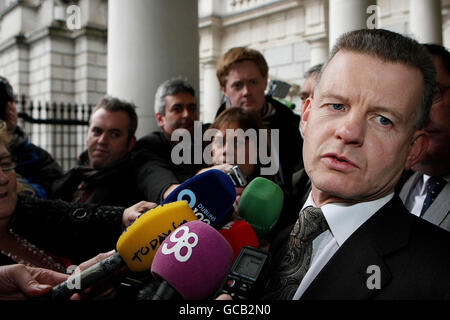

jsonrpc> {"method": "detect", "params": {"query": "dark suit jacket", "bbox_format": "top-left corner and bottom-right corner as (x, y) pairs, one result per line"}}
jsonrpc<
(51, 153), (144, 208)
(268, 196), (450, 300)
(132, 126), (209, 204)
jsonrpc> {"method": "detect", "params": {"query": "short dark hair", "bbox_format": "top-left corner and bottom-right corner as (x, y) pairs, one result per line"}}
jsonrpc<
(0, 77), (15, 120)
(154, 78), (196, 116)
(320, 29), (435, 130)
(91, 95), (138, 140)
(304, 64), (323, 79)
(422, 43), (450, 75)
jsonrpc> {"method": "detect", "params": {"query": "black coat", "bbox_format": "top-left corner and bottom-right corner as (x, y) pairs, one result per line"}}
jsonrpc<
(132, 126), (209, 203)
(266, 196), (450, 300)
(51, 152), (144, 208)
(6, 195), (125, 265)
(10, 126), (63, 198)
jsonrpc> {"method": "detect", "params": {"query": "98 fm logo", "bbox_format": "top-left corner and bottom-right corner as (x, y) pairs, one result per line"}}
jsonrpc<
(161, 226), (198, 262)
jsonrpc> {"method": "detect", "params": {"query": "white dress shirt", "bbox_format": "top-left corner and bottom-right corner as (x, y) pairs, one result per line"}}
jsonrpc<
(292, 192), (394, 300)
(404, 174), (430, 217)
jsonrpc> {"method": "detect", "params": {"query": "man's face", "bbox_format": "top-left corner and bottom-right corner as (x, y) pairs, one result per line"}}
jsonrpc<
(87, 108), (135, 170)
(300, 74), (318, 106)
(156, 92), (197, 137)
(301, 51), (427, 205)
(221, 60), (268, 114)
(413, 55), (450, 176)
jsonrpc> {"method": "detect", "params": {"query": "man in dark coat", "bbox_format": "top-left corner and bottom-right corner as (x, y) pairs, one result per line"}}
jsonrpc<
(51, 96), (144, 207)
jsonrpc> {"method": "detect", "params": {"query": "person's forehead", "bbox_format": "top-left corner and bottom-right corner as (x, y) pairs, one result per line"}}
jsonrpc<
(301, 76), (317, 92)
(90, 108), (130, 128)
(320, 50), (423, 91)
(227, 60), (264, 79)
(317, 51), (423, 120)
(165, 92), (196, 105)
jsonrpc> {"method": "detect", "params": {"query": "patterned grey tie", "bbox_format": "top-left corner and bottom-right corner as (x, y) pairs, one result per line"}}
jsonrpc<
(263, 206), (329, 300)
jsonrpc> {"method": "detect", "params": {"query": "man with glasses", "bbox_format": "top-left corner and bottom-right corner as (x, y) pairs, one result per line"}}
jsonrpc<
(400, 44), (450, 232)
(0, 77), (63, 198)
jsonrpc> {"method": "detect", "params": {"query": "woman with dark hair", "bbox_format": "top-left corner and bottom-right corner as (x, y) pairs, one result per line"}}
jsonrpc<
(204, 107), (281, 185)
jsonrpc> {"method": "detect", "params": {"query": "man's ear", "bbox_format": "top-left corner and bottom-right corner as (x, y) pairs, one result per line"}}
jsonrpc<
(155, 112), (164, 127)
(300, 97), (313, 137)
(405, 130), (429, 171)
(127, 136), (137, 152)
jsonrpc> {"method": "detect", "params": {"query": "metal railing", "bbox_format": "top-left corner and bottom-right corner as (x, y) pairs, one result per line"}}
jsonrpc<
(16, 95), (93, 172)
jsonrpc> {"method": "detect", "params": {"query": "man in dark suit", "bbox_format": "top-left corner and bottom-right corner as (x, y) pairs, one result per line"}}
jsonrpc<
(400, 44), (450, 232)
(260, 29), (450, 300)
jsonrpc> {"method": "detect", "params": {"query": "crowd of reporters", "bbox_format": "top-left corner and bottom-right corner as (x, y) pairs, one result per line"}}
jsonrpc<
(0, 29), (449, 300)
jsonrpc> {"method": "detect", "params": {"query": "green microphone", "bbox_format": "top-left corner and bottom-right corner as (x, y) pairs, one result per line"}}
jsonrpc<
(237, 177), (284, 238)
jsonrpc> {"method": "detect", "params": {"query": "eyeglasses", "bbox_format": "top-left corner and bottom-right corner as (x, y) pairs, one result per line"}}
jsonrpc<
(0, 155), (16, 173)
(432, 84), (450, 104)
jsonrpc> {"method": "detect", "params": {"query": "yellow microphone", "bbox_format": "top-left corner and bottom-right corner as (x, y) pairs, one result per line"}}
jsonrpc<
(44, 201), (197, 299)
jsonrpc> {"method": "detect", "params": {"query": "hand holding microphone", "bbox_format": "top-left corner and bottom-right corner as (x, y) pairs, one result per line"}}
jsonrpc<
(44, 201), (198, 300)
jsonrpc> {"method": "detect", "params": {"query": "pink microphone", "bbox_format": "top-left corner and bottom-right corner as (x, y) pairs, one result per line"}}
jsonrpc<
(151, 220), (233, 300)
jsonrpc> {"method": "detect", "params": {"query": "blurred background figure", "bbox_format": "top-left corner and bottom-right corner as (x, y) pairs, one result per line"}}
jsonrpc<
(400, 43), (450, 231)
(299, 64), (323, 106)
(0, 76), (63, 198)
(215, 47), (303, 190)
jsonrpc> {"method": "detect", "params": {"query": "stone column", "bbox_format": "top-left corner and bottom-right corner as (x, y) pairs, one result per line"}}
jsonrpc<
(107, 0), (199, 138)
(202, 60), (222, 123)
(309, 38), (329, 66)
(409, 0), (442, 44)
(328, 0), (376, 50)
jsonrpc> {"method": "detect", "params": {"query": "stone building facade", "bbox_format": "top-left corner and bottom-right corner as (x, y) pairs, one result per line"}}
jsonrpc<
(0, 0), (449, 136)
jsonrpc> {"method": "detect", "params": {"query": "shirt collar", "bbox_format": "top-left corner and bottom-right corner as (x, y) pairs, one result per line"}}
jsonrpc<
(301, 192), (394, 247)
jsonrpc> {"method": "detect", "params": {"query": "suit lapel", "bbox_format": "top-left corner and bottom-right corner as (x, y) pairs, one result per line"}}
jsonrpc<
(399, 172), (421, 203)
(301, 197), (411, 300)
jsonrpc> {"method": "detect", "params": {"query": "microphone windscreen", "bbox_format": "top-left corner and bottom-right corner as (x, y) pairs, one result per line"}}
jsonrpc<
(219, 220), (259, 261)
(237, 177), (284, 237)
(151, 220), (233, 300)
(162, 169), (236, 227)
(117, 201), (198, 272)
